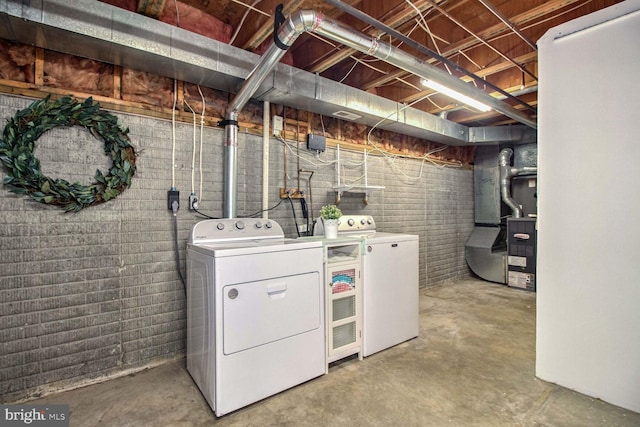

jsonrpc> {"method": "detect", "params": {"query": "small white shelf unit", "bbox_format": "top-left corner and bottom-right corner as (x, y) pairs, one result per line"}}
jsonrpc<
(324, 239), (363, 364)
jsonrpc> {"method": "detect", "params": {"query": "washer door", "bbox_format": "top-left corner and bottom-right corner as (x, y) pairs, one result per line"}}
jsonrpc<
(222, 272), (321, 355)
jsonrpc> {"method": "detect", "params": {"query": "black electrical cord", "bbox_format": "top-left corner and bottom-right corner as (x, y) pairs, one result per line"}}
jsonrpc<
(244, 198), (286, 218)
(287, 195), (301, 237)
(192, 207), (219, 219)
(300, 197), (310, 236)
(171, 202), (186, 291)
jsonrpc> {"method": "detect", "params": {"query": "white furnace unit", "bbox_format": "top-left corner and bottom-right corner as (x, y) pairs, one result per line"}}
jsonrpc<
(186, 218), (325, 416)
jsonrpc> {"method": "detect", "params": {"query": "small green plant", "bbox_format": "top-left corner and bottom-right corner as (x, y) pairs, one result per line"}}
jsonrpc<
(320, 204), (342, 220)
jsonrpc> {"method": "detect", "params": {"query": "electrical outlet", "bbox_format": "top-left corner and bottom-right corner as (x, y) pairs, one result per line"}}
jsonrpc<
(189, 193), (199, 210)
(167, 189), (180, 211)
(298, 224), (308, 233)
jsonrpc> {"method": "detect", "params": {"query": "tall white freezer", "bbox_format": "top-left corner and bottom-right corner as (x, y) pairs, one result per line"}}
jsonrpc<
(536, 0), (640, 413)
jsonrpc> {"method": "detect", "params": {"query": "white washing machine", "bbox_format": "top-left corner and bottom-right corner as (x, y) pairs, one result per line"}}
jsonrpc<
(186, 218), (325, 417)
(315, 215), (419, 357)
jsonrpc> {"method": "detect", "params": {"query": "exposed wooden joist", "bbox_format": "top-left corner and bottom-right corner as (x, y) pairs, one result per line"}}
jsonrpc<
(361, 0), (583, 91)
(34, 47), (44, 86)
(400, 51), (537, 104)
(308, 0), (441, 73)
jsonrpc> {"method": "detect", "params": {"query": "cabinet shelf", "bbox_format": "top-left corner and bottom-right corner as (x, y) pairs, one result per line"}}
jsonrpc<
(325, 242), (362, 364)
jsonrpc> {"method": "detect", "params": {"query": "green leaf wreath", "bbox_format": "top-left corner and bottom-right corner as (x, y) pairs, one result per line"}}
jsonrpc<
(0, 95), (137, 212)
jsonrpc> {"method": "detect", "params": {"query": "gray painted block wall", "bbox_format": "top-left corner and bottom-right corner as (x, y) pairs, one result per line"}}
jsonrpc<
(0, 93), (473, 401)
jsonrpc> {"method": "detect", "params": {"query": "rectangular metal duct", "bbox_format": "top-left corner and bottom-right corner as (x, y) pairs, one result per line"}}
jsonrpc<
(0, 0), (536, 147)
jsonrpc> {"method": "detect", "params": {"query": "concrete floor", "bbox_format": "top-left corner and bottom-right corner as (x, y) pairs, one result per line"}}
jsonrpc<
(28, 279), (640, 426)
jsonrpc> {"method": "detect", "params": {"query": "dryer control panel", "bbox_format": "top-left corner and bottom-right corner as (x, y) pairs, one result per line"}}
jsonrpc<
(189, 218), (284, 244)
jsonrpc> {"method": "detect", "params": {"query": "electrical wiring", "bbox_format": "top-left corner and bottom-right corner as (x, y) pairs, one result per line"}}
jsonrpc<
(339, 59), (360, 83)
(229, 0), (263, 45)
(171, 80), (177, 188)
(406, 0), (453, 76)
(197, 85), (206, 203)
(173, 0), (180, 27)
(277, 135), (367, 169)
(193, 207), (219, 219)
(277, 115), (459, 186)
(362, 95), (462, 180)
(244, 198), (286, 218)
(424, 94), (449, 111)
(184, 99), (197, 195)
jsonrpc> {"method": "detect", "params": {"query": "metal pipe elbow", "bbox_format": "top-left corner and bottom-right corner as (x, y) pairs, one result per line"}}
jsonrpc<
(278, 10), (323, 47)
(498, 148), (523, 218)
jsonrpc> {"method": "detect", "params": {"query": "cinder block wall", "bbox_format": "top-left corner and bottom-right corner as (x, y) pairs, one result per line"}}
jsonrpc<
(0, 93), (473, 402)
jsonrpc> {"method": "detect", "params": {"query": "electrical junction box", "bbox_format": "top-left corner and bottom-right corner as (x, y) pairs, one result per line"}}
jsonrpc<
(307, 134), (326, 152)
(272, 115), (283, 136)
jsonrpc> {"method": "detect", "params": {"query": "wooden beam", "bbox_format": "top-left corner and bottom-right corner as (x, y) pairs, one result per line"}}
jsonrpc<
(35, 48), (44, 86)
(113, 65), (122, 100)
(400, 51), (537, 103)
(361, 0), (581, 91)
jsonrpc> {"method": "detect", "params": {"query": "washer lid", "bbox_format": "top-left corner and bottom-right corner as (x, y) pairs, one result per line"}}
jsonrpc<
(363, 232), (419, 244)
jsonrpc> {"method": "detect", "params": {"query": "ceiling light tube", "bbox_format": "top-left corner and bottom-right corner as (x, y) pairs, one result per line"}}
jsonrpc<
(421, 79), (492, 112)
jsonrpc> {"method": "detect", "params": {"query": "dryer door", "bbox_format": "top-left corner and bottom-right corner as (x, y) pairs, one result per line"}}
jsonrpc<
(222, 272), (321, 355)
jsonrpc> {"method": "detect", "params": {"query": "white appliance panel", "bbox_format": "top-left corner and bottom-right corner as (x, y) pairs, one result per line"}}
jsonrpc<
(186, 219), (325, 417)
(215, 325), (325, 416)
(222, 272), (321, 355)
(363, 235), (419, 356)
(537, 0), (640, 413)
(186, 251), (216, 411)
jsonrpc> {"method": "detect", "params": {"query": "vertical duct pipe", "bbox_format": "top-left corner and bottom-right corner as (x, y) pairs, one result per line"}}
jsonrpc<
(498, 148), (537, 218)
(222, 10), (320, 218)
(222, 9), (536, 217)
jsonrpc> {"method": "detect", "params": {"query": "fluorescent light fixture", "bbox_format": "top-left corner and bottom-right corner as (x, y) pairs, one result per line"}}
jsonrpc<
(421, 79), (492, 113)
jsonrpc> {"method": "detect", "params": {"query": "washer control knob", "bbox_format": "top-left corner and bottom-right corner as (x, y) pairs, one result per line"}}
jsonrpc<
(360, 218), (366, 225)
(367, 218), (373, 225)
(216, 223), (225, 230)
(255, 222), (263, 229)
(265, 222), (272, 229)
(235, 221), (245, 230)
(228, 288), (239, 299)
(347, 218), (355, 226)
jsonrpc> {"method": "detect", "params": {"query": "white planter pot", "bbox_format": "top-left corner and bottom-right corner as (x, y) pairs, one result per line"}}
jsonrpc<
(323, 219), (339, 239)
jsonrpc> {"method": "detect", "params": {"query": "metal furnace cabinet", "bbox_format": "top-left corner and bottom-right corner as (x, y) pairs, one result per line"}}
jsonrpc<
(507, 218), (536, 291)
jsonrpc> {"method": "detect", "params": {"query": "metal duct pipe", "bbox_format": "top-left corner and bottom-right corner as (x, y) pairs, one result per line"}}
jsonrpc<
(224, 9), (537, 217)
(498, 148), (537, 218)
(223, 10), (320, 218)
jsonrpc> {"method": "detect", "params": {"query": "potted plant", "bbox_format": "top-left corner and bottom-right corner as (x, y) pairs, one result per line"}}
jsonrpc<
(320, 204), (342, 239)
